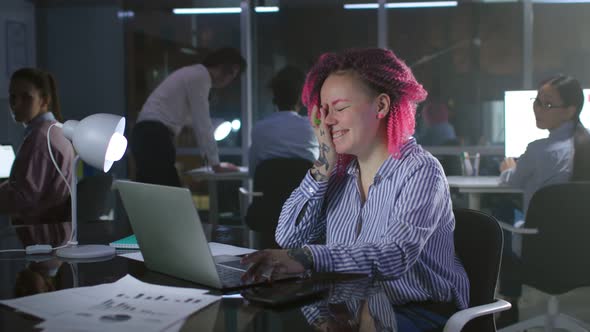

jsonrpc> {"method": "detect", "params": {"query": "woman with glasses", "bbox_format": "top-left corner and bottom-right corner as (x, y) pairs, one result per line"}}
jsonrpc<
(499, 74), (590, 212)
(497, 74), (590, 327)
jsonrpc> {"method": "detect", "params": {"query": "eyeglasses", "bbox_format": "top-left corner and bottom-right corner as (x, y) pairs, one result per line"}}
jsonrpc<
(531, 97), (567, 110)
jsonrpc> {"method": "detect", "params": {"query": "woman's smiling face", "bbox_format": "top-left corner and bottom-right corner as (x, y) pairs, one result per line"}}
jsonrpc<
(320, 71), (383, 157)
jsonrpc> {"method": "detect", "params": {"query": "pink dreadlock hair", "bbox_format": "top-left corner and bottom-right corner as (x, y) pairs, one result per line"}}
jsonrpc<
(301, 48), (427, 174)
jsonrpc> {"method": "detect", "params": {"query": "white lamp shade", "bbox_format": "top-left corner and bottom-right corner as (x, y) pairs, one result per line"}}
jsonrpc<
(62, 114), (127, 172)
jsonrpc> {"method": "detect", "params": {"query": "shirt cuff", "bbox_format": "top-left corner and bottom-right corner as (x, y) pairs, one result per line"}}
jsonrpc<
(305, 244), (333, 273)
(299, 171), (329, 200)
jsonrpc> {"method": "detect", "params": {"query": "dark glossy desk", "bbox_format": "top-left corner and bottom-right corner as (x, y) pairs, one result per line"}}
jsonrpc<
(0, 253), (411, 332)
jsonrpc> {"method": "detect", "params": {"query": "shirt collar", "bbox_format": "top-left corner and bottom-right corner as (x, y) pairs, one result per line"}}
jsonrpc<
(548, 120), (575, 140)
(24, 112), (56, 137)
(345, 137), (418, 184)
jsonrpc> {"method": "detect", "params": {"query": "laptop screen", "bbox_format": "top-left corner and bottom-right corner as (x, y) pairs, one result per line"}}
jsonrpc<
(0, 145), (16, 179)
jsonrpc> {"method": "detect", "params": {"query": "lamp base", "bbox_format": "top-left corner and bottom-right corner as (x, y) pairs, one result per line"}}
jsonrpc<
(56, 244), (116, 259)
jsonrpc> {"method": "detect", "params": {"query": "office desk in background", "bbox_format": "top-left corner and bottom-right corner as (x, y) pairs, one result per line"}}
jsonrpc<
(186, 166), (249, 239)
(446, 176), (522, 210)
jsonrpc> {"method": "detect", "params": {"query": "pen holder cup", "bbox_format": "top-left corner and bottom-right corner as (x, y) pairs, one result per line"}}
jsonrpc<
(460, 152), (480, 176)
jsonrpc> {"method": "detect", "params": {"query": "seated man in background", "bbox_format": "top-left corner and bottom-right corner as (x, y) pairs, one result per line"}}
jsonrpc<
(248, 65), (319, 175)
(415, 86), (456, 146)
(246, 66), (319, 248)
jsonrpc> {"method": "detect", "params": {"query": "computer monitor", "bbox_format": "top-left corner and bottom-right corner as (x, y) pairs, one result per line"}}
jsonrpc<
(504, 90), (590, 157)
(0, 145), (15, 179)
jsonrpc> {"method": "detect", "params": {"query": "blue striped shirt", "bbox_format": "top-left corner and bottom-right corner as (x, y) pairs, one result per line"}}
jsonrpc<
(301, 279), (398, 328)
(276, 138), (470, 309)
(301, 278), (455, 329)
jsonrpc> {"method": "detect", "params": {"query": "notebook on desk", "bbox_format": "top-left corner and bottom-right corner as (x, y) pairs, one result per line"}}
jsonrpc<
(0, 145), (16, 179)
(113, 180), (293, 291)
(109, 234), (139, 249)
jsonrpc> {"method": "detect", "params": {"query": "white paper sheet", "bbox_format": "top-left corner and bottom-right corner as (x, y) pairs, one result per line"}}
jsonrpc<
(208, 242), (256, 256)
(119, 242), (256, 262)
(1, 275), (219, 332)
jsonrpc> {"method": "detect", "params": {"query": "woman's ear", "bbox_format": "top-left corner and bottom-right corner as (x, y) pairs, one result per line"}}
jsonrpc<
(564, 106), (577, 122)
(40, 95), (51, 112)
(376, 93), (390, 119)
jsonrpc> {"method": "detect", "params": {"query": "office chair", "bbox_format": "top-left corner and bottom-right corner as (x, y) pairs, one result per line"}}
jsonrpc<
(498, 182), (590, 332)
(239, 158), (312, 249)
(444, 208), (512, 332)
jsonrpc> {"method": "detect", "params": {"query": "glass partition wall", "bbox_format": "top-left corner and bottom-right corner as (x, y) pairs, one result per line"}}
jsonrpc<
(119, 0), (590, 170)
(25, 0), (590, 238)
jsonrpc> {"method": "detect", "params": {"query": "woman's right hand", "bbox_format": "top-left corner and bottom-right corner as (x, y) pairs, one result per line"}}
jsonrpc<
(309, 104), (337, 182)
(499, 157), (517, 172)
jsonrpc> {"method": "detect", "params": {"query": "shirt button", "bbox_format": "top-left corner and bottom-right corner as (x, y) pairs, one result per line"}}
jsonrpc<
(308, 187), (314, 194)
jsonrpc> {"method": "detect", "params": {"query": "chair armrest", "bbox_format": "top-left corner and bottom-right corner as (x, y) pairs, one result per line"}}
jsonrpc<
(443, 299), (512, 332)
(239, 187), (263, 197)
(497, 221), (538, 235)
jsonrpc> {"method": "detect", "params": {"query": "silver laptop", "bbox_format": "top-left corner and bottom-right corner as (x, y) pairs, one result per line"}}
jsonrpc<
(0, 145), (16, 179)
(114, 180), (261, 290)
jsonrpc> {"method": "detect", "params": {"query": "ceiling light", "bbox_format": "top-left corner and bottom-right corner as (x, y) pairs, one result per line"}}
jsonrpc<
(344, 1), (457, 9)
(173, 6), (279, 15)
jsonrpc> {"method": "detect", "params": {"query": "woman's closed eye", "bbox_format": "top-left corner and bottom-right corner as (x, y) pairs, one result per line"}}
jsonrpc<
(335, 105), (351, 112)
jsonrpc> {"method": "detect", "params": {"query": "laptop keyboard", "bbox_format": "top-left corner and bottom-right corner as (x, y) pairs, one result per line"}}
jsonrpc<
(216, 264), (246, 286)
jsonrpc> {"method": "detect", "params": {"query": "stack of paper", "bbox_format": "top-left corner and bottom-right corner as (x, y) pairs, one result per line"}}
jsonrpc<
(1, 275), (220, 332)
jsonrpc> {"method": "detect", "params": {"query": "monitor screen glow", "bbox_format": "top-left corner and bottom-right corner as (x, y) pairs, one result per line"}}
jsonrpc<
(0, 145), (15, 179)
(504, 90), (590, 157)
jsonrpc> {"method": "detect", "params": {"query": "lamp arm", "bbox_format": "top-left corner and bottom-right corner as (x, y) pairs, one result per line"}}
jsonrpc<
(69, 155), (81, 246)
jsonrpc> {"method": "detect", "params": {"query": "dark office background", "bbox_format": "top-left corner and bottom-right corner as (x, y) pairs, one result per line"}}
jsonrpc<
(3, 0), (590, 150)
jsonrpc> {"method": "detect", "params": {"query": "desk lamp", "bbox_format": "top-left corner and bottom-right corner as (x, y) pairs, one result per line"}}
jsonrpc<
(55, 114), (127, 259)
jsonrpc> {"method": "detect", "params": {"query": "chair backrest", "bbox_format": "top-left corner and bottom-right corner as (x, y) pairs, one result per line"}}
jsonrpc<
(77, 173), (114, 223)
(436, 139), (463, 176)
(246, 158), (312, 233)
(453, 208), (503, 332)
(521, 181), (590, 294)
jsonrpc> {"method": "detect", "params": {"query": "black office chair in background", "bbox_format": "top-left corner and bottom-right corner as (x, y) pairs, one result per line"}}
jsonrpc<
(76, 173), (117, 244)
(239, 158), (312, 249)
(498, 182), (590, 332)
(437, 138), (464, 176)
(444, 208), (511, 332)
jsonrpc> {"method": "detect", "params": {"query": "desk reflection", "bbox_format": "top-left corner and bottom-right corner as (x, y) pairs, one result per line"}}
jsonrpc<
(14, 257), (70, 297)
(1, 256), (452, 332)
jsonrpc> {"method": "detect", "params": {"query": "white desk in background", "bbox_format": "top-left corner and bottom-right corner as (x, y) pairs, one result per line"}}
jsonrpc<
(186, 166), (249, 238)
(446, 176), (522, 210)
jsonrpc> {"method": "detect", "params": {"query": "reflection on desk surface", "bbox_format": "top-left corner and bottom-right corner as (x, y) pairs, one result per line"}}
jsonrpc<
(0, 255), (453, 331)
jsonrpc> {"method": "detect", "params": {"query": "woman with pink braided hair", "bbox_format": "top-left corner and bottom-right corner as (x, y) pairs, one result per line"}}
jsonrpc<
(241, 48), (469, 330)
